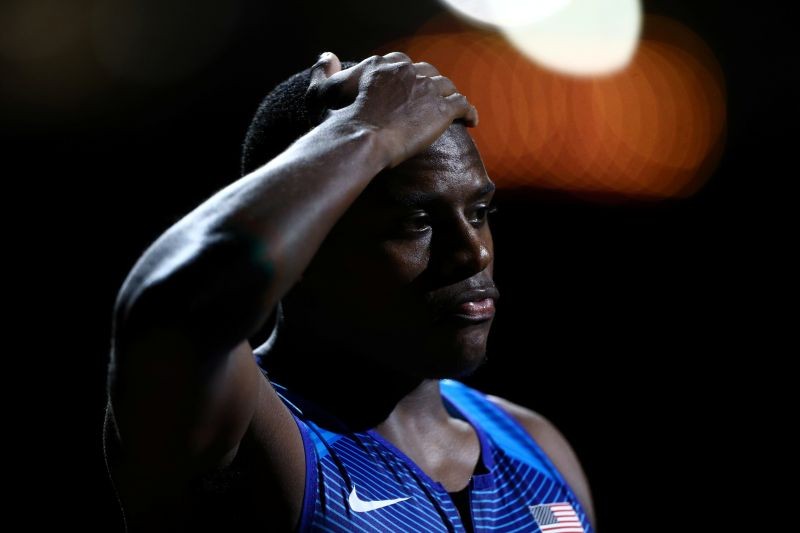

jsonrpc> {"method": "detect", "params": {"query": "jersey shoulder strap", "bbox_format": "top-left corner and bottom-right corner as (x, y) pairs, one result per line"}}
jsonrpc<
(439, 378), (569, 486)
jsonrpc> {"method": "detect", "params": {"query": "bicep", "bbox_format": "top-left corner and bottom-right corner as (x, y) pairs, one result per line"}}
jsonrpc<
(106, 333), (306, 528)
(107, 334), (261, 475)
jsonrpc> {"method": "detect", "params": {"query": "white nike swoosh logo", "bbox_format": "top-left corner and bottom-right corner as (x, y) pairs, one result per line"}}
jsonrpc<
(348, 485), (411, 512)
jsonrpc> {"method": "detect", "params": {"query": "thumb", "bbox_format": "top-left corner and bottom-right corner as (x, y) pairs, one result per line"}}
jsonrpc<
(309, 52), (341, 85)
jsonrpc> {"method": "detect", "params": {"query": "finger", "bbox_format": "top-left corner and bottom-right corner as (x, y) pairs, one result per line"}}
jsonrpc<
(426, 75), (457, 97)
(325, 53), (383, 94)
(453, 106), (479, 127)
(413, 61), (440, 77)
(466, 104), (479, 127)
(382, 51), (412, 64)
(309, 51), (342, 86)
(444, 93), (479, 127)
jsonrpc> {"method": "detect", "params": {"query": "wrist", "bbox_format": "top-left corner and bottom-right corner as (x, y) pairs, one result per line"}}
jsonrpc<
(323, 108), (394, 172)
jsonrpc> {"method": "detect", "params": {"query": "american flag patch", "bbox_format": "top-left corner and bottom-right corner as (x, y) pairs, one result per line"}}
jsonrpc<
(529, 502), (585, 532)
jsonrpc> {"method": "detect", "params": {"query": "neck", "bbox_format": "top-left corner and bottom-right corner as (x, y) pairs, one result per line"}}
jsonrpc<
(261, 319), (437, 432)
(373, 378), (453, 436)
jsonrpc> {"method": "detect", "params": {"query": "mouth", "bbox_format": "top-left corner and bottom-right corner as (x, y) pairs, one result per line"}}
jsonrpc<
(436, 286), (500, 325)
(450, 297), (495, 323)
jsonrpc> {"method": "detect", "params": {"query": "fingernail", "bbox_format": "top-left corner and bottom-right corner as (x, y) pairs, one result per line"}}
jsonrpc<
(318, 51), (331, 61)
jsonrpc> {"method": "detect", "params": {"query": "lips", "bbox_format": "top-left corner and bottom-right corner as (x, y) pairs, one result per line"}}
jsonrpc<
(455, 297), (495, 320)
(438, 286), (500, 324)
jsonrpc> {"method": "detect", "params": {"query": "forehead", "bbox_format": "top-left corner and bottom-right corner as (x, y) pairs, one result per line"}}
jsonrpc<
(368, 125), (493, 205)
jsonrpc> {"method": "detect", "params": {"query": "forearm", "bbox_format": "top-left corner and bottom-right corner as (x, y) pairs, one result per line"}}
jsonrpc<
(195, 115), (388, 296)
(114, 116), (388, 353)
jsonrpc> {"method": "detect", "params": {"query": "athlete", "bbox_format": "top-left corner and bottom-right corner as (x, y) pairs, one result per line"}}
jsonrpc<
(103, 51), (596, 532)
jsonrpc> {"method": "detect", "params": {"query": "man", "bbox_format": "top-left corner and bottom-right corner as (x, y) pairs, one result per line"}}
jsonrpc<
(103, 51), (596, 532)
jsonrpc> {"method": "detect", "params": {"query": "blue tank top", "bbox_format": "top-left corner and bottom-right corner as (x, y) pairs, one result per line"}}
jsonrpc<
(271, 377), (593, 533)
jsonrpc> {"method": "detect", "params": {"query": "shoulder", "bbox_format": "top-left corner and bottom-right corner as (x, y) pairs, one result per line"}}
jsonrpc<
(484, 394), (596, 530)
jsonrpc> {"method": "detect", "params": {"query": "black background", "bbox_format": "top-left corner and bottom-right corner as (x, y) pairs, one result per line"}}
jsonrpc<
(8, 0), (789, 531)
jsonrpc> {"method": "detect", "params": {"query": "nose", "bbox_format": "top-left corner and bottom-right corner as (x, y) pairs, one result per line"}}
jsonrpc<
(434, 218), (492, 281)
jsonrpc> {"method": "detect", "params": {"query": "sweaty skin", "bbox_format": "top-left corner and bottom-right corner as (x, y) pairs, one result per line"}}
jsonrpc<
(103, 51), (595, 531)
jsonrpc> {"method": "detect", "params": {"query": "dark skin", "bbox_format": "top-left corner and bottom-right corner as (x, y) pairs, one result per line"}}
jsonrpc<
(104, 52), (596, 531)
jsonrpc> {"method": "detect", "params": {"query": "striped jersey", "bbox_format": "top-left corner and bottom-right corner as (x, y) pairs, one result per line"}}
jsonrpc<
(270, 377), (594, 533)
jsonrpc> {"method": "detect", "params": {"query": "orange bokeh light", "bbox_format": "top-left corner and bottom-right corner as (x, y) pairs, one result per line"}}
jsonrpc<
(376, 14), (726, 201)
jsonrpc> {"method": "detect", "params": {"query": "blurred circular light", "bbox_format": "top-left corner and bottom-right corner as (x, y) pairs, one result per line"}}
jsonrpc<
(377, 13), (725, 200)
(439, 0), (572, 28)
(502, 0), (641, 76)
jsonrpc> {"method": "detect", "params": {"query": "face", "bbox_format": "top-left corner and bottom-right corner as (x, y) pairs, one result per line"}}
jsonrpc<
(286, 124), (498, 380)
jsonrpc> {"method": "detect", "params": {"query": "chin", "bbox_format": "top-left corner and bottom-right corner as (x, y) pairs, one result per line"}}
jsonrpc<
(379, 319), (493, 380)
(421, 337), (489, 380)
(415, 319), (490, 376)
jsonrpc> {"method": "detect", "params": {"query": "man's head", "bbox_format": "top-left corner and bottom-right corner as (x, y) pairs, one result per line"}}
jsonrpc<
(242, 57), (498, 381)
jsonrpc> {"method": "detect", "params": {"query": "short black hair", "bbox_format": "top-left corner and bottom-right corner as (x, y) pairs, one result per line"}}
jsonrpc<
(240, 60), (358, 177)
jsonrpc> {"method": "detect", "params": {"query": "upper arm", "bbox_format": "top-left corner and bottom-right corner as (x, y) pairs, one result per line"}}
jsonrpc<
(104, 228), (308, 527)
(106, 334), (261, 476)
(105, 325), (305, 528)
(486, 395), (596, 530)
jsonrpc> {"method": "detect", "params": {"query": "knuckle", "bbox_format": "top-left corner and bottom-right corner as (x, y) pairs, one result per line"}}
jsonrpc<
(437, 76), (456, 90)
(396, 62), (415, 78)
(382, 62), (403, 76)
(385, 51), (412, 62)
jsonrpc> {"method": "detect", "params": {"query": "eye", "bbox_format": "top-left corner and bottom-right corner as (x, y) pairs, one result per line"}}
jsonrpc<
(470, 203), (498, 225)
(399, 213), (431, 235)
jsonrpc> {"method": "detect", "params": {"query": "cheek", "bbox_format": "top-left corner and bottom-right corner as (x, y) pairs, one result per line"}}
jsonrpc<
(317, 240), (429, 314)
(378, 238), (430, 283)
(485, 228), (495, 269)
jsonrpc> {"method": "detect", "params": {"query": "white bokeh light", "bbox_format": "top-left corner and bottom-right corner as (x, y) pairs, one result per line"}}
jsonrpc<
(503, 0), (641, 75)
(439, 0), (642, 76)
(439, 0), (572, 28)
